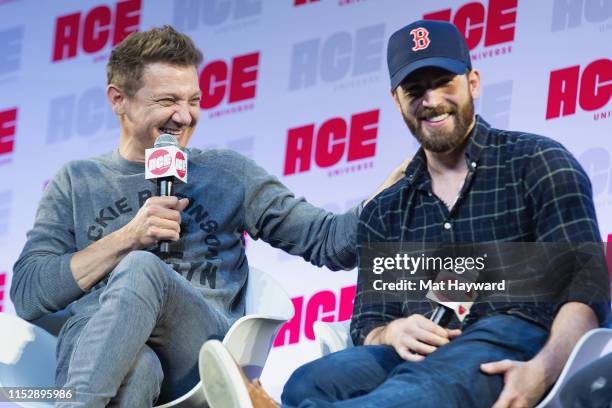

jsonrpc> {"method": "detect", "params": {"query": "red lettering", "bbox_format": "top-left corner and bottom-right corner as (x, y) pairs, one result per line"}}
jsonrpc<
(113, 0), (141, 46)
(52, 13), (81, 61)
(52, 0), (141, 62)
(424, 0), (517, 50)
(485, 0), (517, 47)
(274, 285), (357, 347)
(337, 285), (356, 321)
(0, 108), (17, 156)
(273, 296), (303, 347)
(284, 124), (314, 175)
(579, 59), (612, 112)
(546, 66), (580, 120)
(200, 61), (229, 109)
(284, 110), (379, 175)
(546, 59), (612, 120)
(273, 286), (357, 348)
(348, 110), (378, 161)
(199, 52), (260, 109)
(229, 52), (260, 103)
(82, 6), (112, 53)
(315, 118), (347, 168)
(454, 2), (485, 50)
(304, 291), (336, 340)
(294, 0), (319, 5)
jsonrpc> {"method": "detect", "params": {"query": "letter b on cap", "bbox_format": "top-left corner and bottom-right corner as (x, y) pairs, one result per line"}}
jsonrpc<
(410, 27), (430, 51)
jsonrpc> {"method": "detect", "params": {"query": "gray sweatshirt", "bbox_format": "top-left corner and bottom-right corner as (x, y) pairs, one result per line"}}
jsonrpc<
(11, 148), (358, 322)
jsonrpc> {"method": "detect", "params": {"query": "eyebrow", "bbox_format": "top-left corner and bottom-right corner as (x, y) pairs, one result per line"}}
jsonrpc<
(154, 92), (202, 99)
(402, 75), (455, 90)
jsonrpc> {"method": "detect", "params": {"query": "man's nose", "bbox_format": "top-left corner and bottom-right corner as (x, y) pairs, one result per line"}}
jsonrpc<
(421, 89), (443, 108)
(172, 103), (192, 125)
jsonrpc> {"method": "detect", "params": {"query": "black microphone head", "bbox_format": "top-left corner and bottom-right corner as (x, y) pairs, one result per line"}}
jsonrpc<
(154, 134), (179, 148)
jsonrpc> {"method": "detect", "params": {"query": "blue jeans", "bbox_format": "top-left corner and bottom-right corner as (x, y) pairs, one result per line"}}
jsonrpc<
(282, 315), (548, 408)
(55, 251), (231, 407)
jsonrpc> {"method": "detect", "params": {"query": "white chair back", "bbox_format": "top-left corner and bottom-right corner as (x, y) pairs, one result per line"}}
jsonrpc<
(244, 266), (293, 319)
(0, 313), (57, 407)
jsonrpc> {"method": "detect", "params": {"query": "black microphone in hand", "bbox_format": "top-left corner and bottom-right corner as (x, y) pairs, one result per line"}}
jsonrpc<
(426, 269), (477, 327)
(430, 304), (456, 327)
(145, 134), (188, 254)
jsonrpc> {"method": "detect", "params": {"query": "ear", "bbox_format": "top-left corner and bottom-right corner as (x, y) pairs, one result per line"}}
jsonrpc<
(467, 69), (481, 100)
(107, 84), (126, 115)
(390, 89), (402, 111)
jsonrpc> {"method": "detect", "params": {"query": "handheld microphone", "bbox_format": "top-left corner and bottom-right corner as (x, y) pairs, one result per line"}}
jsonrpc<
(426, 269), (477, 327)
(144, 134), (188, 254)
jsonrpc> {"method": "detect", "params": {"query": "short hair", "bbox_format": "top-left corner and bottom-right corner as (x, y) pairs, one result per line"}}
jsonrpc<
(107, 25), (203, 97)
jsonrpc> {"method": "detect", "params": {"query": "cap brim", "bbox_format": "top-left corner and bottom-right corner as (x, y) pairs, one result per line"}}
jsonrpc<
(390, 57), (467, 89)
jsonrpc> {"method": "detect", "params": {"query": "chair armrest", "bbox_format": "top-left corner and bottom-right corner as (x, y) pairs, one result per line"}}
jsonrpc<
(313, 320), (353, 357)
(223, 314), (289, 380)
(535, 328), (612, 408)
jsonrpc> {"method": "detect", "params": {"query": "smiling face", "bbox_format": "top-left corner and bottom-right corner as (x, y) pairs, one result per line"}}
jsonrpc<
(108, 62), (202, 161)
(392, 66), (480, 153)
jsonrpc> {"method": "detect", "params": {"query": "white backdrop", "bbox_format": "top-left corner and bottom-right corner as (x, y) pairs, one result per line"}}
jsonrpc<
(0, 0), (611, 400)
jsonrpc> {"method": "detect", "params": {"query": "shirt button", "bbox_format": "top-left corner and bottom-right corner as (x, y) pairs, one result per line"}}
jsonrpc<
(443, 222), (452, 230)
(470, 161), (477, 169)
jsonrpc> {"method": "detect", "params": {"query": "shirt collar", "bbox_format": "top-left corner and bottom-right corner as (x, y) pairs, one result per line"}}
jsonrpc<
(403, 115), (492, 191)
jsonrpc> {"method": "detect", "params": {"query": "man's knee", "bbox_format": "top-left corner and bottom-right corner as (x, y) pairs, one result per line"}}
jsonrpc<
(109, 250), (172, 287)
(117, 250), (165, 271)
(282, 362), (320, 405)
(282, 358), (339, 405)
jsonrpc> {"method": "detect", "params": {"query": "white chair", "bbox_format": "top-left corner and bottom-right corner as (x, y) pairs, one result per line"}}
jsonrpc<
(313, 321), (612, 408)
(0, 267), (294, 408)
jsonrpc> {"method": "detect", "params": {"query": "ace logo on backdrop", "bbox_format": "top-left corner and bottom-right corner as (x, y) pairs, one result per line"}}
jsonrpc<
(546, 58), (612, 121)
(199, 52), (260, 119)
(284, 109), (379, 176)
(173, 0), (262, 31)
(46, 87), (118, 144)
(289, 24), (385, 91)
(423, 0), (517, 60)
(273, 285), (355, 347)
(52, 0), (141, 62)
(551, 0), (612, 31)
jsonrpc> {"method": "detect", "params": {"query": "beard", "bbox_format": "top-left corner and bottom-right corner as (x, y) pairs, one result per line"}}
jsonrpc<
(402, 94), (475, 153)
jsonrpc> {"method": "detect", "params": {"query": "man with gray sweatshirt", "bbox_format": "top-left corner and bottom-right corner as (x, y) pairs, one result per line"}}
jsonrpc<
(10, 26), (403, 407)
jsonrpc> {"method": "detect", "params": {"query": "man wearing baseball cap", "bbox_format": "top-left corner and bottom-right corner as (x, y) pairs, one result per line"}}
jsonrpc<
(197, 20), (609, 408)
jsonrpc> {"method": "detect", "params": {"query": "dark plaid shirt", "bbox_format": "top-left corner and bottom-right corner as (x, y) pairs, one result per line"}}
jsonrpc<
(351, 115), (610, 345)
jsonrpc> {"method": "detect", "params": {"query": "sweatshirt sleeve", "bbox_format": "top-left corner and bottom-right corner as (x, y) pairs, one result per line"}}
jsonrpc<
(11, 165), (84, 321)
(230, 151), (358, 271)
